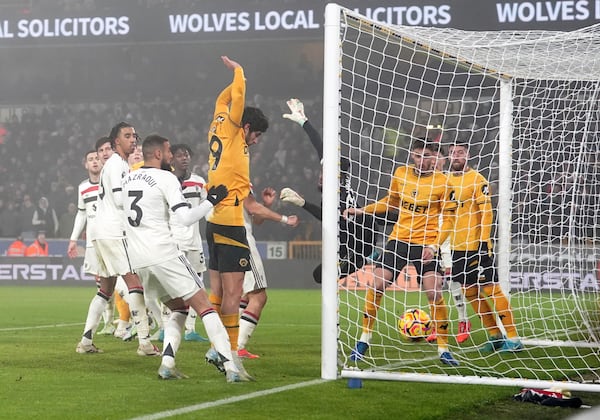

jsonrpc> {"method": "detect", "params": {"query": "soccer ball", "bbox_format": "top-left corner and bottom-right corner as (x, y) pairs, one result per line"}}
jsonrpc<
(398, 308), (432, 339)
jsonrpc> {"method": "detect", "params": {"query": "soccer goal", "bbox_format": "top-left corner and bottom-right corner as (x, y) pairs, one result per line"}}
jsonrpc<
(322, 3), (600, 391)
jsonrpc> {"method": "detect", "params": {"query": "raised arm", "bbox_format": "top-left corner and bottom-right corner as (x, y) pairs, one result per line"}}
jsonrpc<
(283, 98), (323, 161)
(214, 56), (246, 125)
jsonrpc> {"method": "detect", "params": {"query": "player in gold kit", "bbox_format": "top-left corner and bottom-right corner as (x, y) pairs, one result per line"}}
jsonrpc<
(344, 139), (460, 366)
(447, 142), (523, 352)
(204, 56), (269, 375)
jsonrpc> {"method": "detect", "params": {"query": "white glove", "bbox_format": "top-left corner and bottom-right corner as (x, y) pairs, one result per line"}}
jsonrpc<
(282, 98), (308, 126)
(280, 187), (305, 207)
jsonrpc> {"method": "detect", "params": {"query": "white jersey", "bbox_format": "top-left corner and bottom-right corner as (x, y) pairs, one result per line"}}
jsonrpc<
(74, 179), (99, 244)
(242, 189), (267, 292)
(94, 153), (130, 240)
(122, 167), (190, 269)
(170, 173), (207, 251)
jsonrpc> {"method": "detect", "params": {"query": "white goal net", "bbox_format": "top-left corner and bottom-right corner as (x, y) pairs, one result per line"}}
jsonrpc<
(322, 3), (600, 391)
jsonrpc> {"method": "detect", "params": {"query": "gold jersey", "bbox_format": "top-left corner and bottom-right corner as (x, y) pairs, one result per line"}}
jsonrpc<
(207, 66), (248, 226)
(363, 165), (456, 245)
(447, 168), (493, 251)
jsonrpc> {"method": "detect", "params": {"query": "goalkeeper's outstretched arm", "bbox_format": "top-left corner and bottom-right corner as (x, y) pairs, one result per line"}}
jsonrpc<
(283, 98), (323, 161)
(280, 187), (322, 221)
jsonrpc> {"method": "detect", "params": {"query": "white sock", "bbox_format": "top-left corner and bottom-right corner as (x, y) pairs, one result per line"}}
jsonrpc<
(145, 297), (163, 330)
(81, 294), (109, 345)
(238, 311), (259, 350)
(449, 281), (467, 322)
(128, 291), (151, 344)
(201, 311), (234, 369)
(185, 307), (197, 333)
(161, 304), (171, 330)
(358, 332), (372, 344)
(162, 311), (186, 368)
(102, 295), (114, 326)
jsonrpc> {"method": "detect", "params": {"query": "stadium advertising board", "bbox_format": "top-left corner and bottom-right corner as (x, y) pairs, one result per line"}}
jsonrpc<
(0, 257), (94, 284)
(1, 1), (599, 47)
(1, 242), (598, 289)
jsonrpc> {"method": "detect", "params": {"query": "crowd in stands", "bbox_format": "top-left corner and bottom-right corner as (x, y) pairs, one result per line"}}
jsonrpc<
(2, 95), (599, 247)
(0, 96), (324, 242)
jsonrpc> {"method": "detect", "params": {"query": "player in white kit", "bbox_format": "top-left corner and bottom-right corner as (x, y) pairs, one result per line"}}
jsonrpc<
(122, 134), (251, 382)
(169, 143), (210, 342)
(237, 186), (299, 358)
(91, 122), (159, 357)
(69, 149), (114, 352)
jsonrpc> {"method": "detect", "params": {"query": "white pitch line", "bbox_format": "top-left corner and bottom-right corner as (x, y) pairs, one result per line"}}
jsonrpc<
(0, 322), (84, 332)
(129, 378), (328, 420)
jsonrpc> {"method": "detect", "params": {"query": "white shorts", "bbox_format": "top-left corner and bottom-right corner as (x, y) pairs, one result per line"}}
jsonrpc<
(137, 254), (203, 303)
(93, 238), (134, 278)
(83, 246), (100, 276)
(184, 249), (207, 273)
(243, 237), (267, 295)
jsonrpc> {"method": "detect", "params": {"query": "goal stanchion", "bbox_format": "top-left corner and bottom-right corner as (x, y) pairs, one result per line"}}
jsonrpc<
(323, 3), (600, 391)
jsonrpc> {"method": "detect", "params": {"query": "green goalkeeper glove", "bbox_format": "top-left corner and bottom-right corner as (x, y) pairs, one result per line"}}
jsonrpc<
(282, 98), (308, 126)
(280, 187), (306, 207)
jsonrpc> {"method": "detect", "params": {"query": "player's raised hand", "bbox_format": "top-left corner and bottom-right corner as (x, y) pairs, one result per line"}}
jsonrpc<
(221, 56), (241, 70)
(283, 98), (308, 126)
(280, 187), (305, 207)
(261, 187), (276, 208)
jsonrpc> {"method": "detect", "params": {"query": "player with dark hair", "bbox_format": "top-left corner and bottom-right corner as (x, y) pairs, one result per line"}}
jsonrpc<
(69, 150), (117, 345)
(344, 139), (460, 366)
(447, 142), (523, 352)
(204, 56), (268, 376)
(122, 134), (250, 381)
(95, 136), (113, 163)
(168, 142), (209, 342)
(83, 121), (160, 356)
(280, 98), (378, 283)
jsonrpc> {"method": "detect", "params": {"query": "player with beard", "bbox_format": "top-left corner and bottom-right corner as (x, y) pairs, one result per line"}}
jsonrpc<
(122, 134), (251, 381)
(447, 142), (522, 352)
(344, 139), (460, 366)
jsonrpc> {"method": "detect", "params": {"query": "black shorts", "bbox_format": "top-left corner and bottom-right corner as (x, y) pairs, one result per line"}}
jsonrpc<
(205, 222), (251, 273)
(378, 240), (442, 284)
(451, 250), (498, 285)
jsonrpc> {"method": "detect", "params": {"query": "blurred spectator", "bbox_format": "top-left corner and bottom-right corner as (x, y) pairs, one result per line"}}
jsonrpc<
(0, 199), (22, 238)
(32, 196), (59, 238)
(25, 231), (49, 257)
(6, 236), (27, 256)
(58, 202), (77, 239)
(19, 195), (37, 239)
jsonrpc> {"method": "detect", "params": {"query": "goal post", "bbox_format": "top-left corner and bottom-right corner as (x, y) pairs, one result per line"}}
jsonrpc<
(322, 3), (600, 391)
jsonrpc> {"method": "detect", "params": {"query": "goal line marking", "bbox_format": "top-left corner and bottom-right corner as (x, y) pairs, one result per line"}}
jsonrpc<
(128, 379), (328, 420)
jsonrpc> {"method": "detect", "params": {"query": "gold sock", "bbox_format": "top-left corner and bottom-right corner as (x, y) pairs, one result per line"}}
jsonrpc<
(429, 297), (449, 348)
(464, 286), (500, 336)
(363, 288), (382, 333)
(114, 292), (130, 322)
(221, 313), (239, 351)
(209, 293), (222, 317)
(483, 284), (518, 339)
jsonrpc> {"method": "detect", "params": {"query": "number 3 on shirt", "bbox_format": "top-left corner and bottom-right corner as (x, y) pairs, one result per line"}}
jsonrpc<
(127, 190), (143, 227)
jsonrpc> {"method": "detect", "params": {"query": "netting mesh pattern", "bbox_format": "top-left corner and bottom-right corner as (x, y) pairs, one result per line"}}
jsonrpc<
(333, 7), (600, 385)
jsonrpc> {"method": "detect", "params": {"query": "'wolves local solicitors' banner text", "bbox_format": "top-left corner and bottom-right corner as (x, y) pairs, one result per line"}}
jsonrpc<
(2, 1), (600, 47)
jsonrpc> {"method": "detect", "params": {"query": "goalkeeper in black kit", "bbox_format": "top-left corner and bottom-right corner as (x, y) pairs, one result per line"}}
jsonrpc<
(280, 98), (378, 284)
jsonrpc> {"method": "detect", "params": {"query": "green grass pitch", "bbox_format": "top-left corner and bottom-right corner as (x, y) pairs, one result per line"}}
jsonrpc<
(1, 286), (599, 419)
